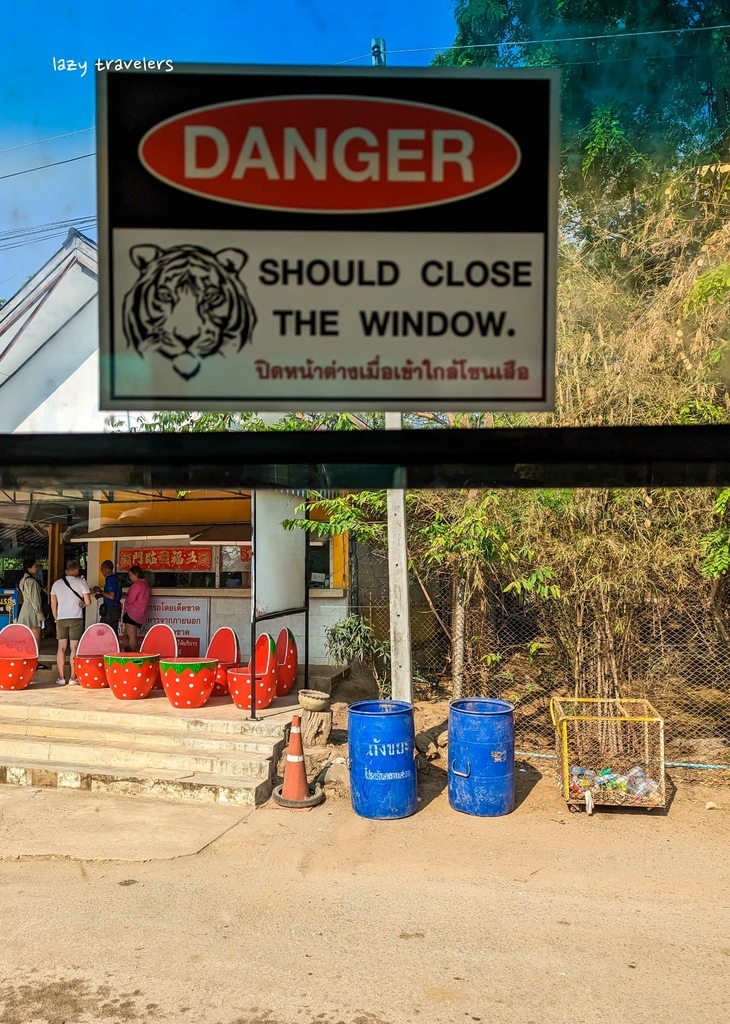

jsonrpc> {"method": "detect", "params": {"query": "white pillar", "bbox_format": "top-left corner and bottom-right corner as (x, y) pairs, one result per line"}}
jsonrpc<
(385, 412), (412, 702)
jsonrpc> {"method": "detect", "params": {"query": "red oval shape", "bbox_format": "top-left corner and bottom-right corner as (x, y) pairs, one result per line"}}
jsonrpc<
(139, 96), (521, 213)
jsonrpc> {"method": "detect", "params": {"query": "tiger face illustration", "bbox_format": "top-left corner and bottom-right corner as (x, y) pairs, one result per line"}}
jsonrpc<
(122, 244), (257, 380)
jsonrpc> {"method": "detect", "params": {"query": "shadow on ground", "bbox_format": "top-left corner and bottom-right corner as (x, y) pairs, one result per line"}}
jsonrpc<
(514, 759), (543, 809)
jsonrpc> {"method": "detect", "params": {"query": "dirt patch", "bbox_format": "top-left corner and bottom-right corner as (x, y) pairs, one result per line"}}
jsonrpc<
(227, 1015), (391, 1024)
(0, 978), (147, 1024)
(330, 664), (379, 705)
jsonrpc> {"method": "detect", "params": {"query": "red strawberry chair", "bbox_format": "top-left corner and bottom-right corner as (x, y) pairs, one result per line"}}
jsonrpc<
(228, 633), (278, 712)
(274, 626), (296, 700)
(140, 623), (178, 689)
(205, 626), (240, 696)
(0, 623), (38, 691)
(275, 628), (298, 696)
(103, 653), (159, 700)
(73, 623), (119, 688)
(159, 658), (218, 709)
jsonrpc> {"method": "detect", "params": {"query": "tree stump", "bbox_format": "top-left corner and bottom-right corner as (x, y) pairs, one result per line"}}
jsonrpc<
(301, 709), (333, 747)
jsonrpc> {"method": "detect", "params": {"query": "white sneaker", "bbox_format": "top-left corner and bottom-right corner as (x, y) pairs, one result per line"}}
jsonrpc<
(55, 677), (67, 686)
(67, 678), (79, 686)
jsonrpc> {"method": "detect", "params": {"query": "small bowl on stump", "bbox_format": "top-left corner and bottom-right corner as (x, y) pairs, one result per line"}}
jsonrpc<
(298, 689), (331, 712)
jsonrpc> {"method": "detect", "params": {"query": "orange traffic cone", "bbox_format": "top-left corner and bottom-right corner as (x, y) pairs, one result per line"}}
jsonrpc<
(272, 715), (325, 809)
(281, 715), (308, 801)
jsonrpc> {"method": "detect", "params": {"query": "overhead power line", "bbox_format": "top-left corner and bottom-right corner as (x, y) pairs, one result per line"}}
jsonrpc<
(337, 22), (730, 63)
(0, 152), (95, 182)
(0, 215), (96, 240)
(0, 230), (91, 253)
(2, 26), (728, 180)
(0, 128), (94, 157)
(0, 216), (96, 253)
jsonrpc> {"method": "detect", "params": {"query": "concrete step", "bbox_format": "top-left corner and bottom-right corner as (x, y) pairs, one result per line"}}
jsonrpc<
(0, 756), (270, 806)
(0, 734), (275, 781)
(0, 699), (292, 739)
(0, 715), (284, 758)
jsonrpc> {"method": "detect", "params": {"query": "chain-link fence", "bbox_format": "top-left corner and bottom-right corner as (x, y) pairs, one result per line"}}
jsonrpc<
(350, 544), (730, 767)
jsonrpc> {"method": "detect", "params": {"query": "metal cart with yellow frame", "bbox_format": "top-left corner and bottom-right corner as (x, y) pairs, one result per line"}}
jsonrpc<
(550, 697), (666, 812)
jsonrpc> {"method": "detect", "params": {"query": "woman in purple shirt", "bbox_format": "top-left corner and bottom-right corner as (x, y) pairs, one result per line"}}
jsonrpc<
(122, 565), (151, 652)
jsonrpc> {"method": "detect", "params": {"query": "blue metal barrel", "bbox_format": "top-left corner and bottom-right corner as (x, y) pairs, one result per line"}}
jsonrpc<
(348, 700), (417, 819)
(448, 698), (515, 816)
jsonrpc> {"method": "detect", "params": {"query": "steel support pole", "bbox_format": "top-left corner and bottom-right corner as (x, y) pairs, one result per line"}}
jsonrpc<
(249, 490), (257, 720)
(385, 411), (412, 702)
(304, 505), (310, 692)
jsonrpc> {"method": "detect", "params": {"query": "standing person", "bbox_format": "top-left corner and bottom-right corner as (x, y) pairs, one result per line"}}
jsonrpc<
(17, 557), (48, 668)
(92, 560), (123, 635)
(122, 565), (150, 652)
(50, 560), (91, 685)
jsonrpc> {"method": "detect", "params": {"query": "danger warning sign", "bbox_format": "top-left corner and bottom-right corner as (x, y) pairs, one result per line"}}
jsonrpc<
(97, 65), (559, 412)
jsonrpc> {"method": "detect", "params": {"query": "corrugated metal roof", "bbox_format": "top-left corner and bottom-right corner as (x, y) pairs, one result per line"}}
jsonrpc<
(0, 522), (48, 555)
(273, 488), (341, 499)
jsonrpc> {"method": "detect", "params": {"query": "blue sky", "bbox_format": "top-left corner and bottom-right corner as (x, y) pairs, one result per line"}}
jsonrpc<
(0, 0), (458, 298)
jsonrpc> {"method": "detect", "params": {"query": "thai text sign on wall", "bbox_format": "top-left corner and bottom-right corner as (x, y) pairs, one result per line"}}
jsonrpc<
(144, 596), (210, 657)
(98, 65), (558, 411)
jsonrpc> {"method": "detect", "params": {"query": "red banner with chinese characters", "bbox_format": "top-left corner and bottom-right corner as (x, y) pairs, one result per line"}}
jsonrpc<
(239, 546), (252, 563)
(118, 547), (213, 572)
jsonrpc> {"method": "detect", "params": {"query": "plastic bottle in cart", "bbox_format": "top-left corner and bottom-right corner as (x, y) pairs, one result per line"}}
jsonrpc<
(634, 779), (659, 799)
(570, 766), (585, 792)
(626, 767), (646, 795)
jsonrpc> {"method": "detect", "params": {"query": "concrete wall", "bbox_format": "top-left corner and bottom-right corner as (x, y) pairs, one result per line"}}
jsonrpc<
(15, 348), (111, 434)
(210, 591), (348, 664)
(88, 589), (349, 665)
(2, 269), (103, 433)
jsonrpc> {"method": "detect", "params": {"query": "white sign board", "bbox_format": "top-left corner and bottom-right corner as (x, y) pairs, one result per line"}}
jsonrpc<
(144, 596), (210, 657)
(253, 491), (306, 617)
(98, 66), (558, 411)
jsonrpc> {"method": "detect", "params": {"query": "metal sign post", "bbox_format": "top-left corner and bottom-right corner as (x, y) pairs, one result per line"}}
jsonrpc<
(385, 410), (412, 702)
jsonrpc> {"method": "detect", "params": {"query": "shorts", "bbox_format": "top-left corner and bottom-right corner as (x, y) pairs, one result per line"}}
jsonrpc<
(123, 612), (142, 628)
(101, 604), (121, 630)
(56, 618), (84, 642)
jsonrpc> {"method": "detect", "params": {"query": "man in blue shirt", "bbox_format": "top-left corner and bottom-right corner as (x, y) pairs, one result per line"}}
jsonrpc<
(92, 560), (123, 634)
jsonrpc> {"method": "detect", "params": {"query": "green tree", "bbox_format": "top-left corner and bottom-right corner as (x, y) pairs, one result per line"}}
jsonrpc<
(434, 1), (730, 279)
(105, 410), (506, 434)
(282, 488), (558, 699)
(435, 0), (730, 166)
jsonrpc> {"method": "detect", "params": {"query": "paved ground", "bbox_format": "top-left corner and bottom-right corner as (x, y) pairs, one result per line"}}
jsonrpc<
(0, 767), (728, 1024)
(0, 786), (248, 860)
